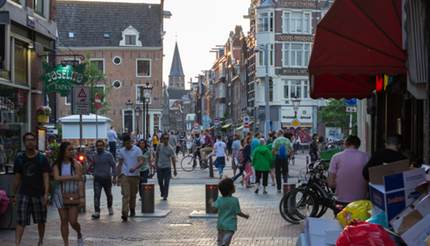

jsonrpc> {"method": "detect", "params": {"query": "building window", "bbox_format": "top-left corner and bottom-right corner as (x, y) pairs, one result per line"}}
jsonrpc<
(269, 44), (274, 66)
(269, 79), (273, 102)
(123, 109), (134, 133)
(303, 80), (309, 98)
(65, 92), (71, 105)
(89, 59), (105, 74)
(112, 56), (122, 65)
(290, 80), (302, 99)
(283, 11), (311, 34)
(136, 59), (151, 77)
(257, 12), (274, 32)
(120, 25), (142, 47)
(112, 80), (122, 89)
(14, 40), (28, 85)
(283, 80), (289, 99)
(125, 35), (137, 46)
(68, 32), (75, 38)
(33, 0), (45, 16)
(283, 43), (311, 68)
(93, 84), (106, 103)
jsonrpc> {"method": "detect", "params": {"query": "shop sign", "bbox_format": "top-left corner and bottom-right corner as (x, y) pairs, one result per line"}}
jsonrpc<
(276, 68), (308, 76)
(278, 0), (319, 9)
(43, 64), (86, 96)
(275, 35), (313, 42)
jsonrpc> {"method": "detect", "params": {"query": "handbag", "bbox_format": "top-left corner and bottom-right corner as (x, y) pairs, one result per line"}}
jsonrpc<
(61, 164), (80, 206)
(61, 186), (80, 206)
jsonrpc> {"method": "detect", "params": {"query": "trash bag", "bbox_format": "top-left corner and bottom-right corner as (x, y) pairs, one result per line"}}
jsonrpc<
(336, 200), (372, 227)
(0, 190), (9, 216)
(366, 211), (389, 228)
(336, 221), (396, 246)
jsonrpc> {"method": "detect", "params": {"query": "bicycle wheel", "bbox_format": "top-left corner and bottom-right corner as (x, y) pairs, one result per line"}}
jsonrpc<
(181, 155), (195, 172)
(287, 187), (319, 220)
(279, 193), (301, 224)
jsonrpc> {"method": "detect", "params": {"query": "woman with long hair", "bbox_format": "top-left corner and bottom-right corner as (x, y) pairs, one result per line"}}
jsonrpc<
(52, 142), (84, 246)
(136, 139), (154, 198)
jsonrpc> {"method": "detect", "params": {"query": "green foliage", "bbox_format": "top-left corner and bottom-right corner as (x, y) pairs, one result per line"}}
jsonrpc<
(318, 100), (357, 135)
(82, 55), (110, 115)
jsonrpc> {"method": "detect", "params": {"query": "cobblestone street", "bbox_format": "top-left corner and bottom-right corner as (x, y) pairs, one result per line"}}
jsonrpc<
(0, 155), (309, 246)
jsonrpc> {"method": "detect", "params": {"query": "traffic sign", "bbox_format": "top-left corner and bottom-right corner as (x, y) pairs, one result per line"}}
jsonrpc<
(346, 106), (357, 113)
(344, 99), (357, 106)
(72, 86), (90, 114)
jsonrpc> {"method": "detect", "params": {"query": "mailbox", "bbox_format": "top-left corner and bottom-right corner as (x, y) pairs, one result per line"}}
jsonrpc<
(206, 184), (218, 214)
(141, 183), (155, 213)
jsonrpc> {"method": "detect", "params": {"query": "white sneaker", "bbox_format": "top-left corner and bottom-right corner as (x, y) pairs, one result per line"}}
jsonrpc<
(77, 236), (84, 246)
(108, 207), (114, 216)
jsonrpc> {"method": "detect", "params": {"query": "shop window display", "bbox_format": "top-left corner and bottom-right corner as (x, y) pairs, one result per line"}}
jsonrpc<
(0, 85), (28, 172)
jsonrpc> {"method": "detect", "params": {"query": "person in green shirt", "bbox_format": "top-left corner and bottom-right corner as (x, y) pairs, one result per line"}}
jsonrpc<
(272, 131), (293, 192)
(252, 139), (273, 194)
(214, 178), (249, 246)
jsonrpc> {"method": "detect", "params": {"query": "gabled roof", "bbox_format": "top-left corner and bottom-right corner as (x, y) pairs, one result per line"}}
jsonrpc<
(56, 1), (162, 47)
(169, 42), (185, 77)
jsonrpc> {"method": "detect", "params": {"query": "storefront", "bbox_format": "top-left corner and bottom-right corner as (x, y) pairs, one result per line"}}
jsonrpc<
(0, 1), (57, 170)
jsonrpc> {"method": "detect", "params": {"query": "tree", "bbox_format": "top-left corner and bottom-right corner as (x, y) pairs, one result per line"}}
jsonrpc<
(318, 99), (357, 135)
(82, 57), (110, 115)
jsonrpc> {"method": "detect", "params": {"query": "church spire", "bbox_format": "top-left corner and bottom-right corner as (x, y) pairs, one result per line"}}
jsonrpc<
(169, 42), (185, 89)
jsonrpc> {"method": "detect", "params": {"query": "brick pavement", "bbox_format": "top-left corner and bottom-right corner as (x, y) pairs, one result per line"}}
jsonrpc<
(0, 154), (310, 246)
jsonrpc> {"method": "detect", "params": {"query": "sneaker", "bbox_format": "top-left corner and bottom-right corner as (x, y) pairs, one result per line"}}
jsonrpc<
(129, 209), (136, 217)
(271, 183), (275, 187)
(91, 212), (100, 219)
(77, 236), (84, 246)
(263, 189), (268, 194)
(121, 215), (128, 222)
(277, 189), (282, 193)
(108, 207), (114, 216)
(163, 197), (167, 201)
(254, 188), (259, 194)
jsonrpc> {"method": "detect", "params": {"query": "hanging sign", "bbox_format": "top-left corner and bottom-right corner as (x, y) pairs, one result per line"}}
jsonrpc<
(43, 63), (86, 96)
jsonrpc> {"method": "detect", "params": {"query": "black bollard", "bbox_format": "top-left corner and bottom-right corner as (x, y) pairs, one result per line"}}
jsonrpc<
(141, 184), (155, 213)
(209, 157), (214, 178)
(205, 184), (218, 214)
(283, 183), (296, 194)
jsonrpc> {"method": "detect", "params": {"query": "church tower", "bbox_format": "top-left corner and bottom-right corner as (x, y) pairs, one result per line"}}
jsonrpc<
(168, 42), (185, 89)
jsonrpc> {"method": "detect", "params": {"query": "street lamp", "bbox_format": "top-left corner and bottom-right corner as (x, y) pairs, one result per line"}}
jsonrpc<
(125, 99), (133, 133)
(292, 97), (301, 118)
(256, 44), (270, 138)
(143, 82), (153, 139)
(135, 106), (142, 138)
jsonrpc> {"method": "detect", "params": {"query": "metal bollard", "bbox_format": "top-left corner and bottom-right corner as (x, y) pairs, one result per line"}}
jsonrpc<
(141, 184), (155, 213)
(283, 183), (296, 194)
(209, 157), (214, 178)
(205, 184), (218, 214)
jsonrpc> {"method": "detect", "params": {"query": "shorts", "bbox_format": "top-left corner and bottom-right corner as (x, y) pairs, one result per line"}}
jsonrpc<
(217, 229), (234, 246)
(16, 195), (47, 226)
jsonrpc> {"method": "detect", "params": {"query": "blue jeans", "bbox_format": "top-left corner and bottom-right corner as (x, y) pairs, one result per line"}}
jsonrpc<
(215, 157), (226, 176)
(157, 168), (171, 198)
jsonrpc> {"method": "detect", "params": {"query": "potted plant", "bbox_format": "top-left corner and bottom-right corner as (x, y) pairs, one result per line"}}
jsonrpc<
(36, 106), (51, 124)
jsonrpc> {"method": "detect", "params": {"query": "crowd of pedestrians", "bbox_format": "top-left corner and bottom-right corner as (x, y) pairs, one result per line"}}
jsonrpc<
(10, 126), (410, 246)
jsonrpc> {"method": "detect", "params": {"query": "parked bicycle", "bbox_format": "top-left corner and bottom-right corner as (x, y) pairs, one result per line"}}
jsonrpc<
(279, 161), (345, 224)
(181, 147), (211, 172)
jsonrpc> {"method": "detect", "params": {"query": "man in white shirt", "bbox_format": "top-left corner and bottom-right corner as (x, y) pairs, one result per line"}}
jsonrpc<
(213, 135), (227, 179)
(107, 127), (118, 159)
(115, 134), (143, 222)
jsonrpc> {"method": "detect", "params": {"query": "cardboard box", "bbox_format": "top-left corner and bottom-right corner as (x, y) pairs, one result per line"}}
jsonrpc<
(369, 168), (426, 222)
(401, 214), (430, 246)
(390, 194), (430, 234)
(369, 160), (410, 185)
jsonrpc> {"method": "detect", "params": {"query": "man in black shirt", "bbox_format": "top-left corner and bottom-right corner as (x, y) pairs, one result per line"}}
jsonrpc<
(13, 132), (50, 246)
(362, 135), (407, 181)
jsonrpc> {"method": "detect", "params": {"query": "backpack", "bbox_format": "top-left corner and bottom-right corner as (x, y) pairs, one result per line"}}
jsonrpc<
(277, 144), (288, 160)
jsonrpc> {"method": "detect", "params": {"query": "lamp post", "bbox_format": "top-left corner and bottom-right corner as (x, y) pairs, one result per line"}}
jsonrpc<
(125, 99), (133, 133)
(143, 82), (153, 139)
(256, 44), (270, 139)
(292, 97), (301, 119)
(135, 106), (142, 139)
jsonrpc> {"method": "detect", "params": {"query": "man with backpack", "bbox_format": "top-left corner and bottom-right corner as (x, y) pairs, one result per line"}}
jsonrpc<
(272, 131), (293, 192)
(13, 132), (50, 246)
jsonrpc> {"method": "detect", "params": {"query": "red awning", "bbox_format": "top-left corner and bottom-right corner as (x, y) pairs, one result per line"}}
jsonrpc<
(309, 0), (406, 99)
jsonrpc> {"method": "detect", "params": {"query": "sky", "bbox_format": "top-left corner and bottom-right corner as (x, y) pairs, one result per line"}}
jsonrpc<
(81, 0), (250, 88)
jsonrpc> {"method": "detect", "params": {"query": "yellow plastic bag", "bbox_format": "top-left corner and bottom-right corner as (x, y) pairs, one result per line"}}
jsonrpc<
(336, 200), (372, 227)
